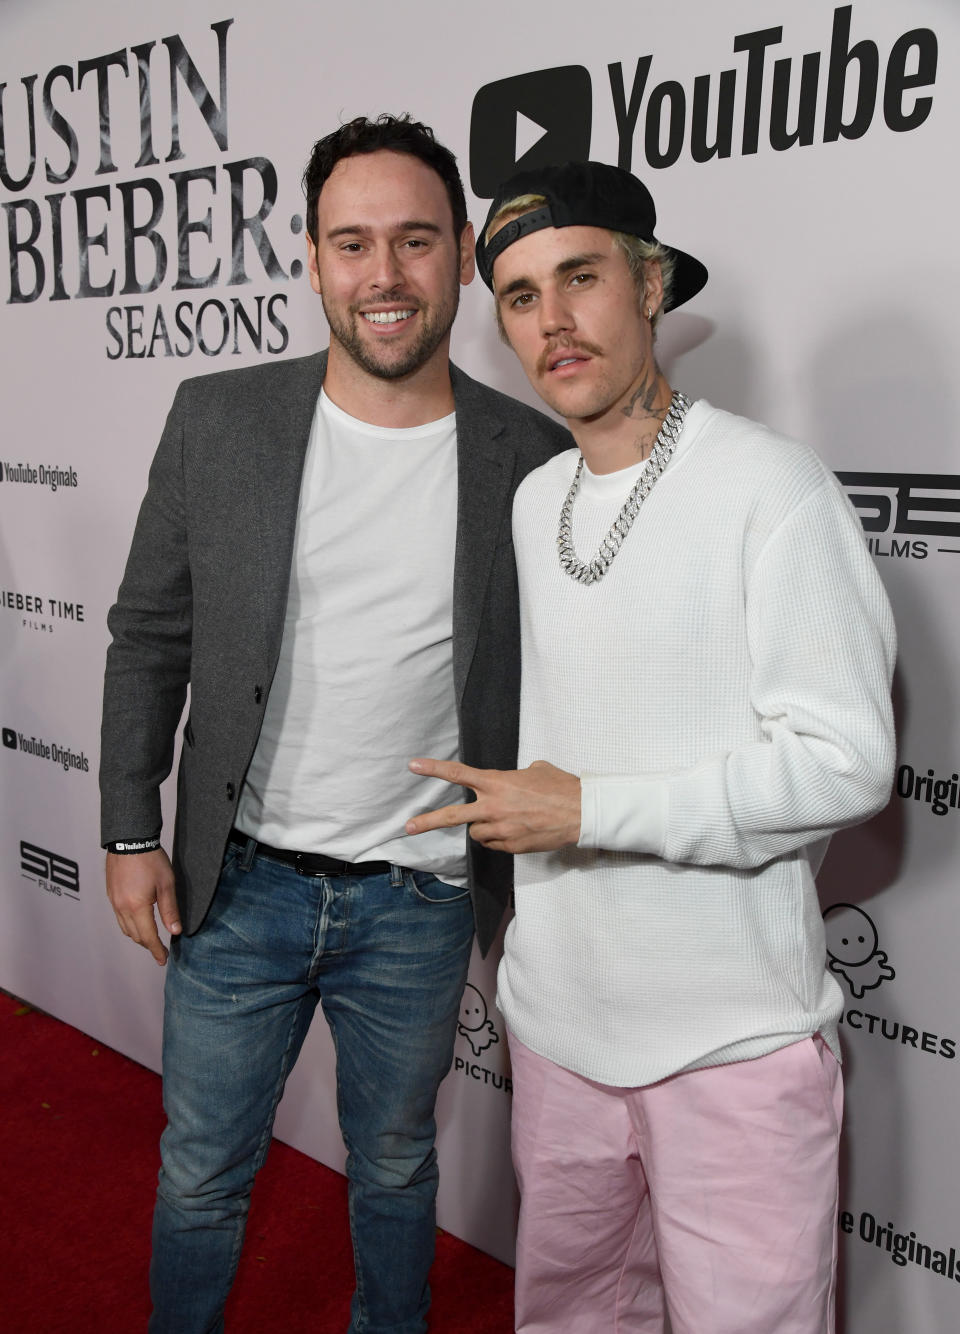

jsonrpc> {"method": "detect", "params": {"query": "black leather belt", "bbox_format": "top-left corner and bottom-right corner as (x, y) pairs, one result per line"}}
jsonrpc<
(229, 830), (392, 878)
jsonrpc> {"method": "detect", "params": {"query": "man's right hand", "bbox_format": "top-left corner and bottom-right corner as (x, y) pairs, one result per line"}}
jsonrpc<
(106, 848), (181, 965)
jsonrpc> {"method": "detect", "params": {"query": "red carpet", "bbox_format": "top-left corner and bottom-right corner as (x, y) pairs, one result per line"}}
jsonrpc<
(0, 990), (514, 1332)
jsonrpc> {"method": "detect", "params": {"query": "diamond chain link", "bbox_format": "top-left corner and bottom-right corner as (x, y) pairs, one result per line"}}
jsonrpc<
(557, 392), (692, 585)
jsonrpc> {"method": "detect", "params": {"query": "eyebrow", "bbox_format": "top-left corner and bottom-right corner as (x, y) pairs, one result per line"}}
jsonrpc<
(497, 251), (608, 298)
(325, 220), (444, 240)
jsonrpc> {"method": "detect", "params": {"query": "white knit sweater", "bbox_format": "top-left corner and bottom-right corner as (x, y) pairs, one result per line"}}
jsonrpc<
(498, 400), (896, 1087)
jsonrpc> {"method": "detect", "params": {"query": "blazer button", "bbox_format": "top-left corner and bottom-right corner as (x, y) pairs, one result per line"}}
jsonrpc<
(253, 685), (263, 703)
(226, 782), (236, 801)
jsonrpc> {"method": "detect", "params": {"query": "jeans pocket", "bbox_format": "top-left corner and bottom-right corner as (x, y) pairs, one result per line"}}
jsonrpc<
(406, 869), (471, 905)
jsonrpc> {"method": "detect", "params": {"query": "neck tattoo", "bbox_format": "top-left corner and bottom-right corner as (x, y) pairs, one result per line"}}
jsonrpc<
(557, 390), (692, 585)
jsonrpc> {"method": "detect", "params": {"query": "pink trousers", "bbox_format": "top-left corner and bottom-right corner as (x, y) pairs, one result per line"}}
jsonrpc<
(508, 1033), (843, 1334)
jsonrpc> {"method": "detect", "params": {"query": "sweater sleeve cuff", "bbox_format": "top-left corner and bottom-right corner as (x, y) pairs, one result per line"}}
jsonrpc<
(577, 774), (668, 855)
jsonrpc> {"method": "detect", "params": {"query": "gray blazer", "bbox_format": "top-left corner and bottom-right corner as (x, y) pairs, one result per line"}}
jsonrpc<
(100, 352), (570, 955)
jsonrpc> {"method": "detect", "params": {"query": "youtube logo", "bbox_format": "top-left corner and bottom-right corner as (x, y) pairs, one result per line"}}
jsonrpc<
(469, 66), (592, 198)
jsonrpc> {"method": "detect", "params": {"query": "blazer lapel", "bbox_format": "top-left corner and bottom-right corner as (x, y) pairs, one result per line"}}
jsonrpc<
(244, 353), (513, 700)
(251, 351), (327, 656)
(451, 363), (518, 704)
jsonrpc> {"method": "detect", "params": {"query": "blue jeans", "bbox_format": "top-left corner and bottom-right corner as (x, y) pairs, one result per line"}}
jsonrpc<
(149, 840), (473, 1334)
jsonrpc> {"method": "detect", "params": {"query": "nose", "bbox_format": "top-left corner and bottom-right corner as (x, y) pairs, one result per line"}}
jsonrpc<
(538, 287), (575, 338)
(369, 242), (404, 293)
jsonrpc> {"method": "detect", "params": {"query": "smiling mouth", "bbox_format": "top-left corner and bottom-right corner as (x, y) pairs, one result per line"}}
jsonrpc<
(361, 310), (416, 325)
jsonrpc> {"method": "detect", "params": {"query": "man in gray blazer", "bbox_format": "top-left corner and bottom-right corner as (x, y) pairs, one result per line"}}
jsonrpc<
(100, 114), (568, 1334)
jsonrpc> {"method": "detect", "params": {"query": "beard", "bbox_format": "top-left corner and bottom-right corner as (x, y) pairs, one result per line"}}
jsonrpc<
(322, 278), (460, 382)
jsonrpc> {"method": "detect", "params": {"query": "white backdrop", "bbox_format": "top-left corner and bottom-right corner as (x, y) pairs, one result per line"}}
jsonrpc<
(1, 1), (957, 1326)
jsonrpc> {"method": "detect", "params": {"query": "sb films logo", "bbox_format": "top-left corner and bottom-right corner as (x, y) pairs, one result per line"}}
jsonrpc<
(20, 839), (80, 900)
(470, 67), (592, 198)
(836, 472), (960, 562)
(824, 904), (955, 1061)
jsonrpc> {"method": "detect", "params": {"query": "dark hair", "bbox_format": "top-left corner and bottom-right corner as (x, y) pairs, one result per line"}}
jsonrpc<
(302, 114), (468, 245)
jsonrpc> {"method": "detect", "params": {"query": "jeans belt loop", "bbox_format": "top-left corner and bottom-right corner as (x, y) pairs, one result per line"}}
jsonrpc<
(239, 835), (257, 872)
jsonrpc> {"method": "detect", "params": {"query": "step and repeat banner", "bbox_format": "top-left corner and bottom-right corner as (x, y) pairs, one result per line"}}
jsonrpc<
(2, 0), (957, 1324)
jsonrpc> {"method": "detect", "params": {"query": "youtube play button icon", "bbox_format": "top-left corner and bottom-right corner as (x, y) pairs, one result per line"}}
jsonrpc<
(469, 66), (592, 198)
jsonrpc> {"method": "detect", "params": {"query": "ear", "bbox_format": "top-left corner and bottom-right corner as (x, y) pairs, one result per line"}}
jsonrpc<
(306, 235), (321, 295)
(458, 221), (476, 286)
(644, 258), (664, 318)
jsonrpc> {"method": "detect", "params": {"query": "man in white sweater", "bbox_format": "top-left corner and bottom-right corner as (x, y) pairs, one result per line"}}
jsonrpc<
(407, 161), (896, 1333)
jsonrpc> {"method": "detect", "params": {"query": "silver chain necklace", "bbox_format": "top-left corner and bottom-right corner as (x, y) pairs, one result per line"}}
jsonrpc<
(557, 390), (691, 585)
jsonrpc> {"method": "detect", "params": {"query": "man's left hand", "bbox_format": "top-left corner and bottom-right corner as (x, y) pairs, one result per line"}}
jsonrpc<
(406, 758), (581, 853)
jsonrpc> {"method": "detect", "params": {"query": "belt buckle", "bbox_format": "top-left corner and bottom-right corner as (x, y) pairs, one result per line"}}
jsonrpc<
(294, 851), (347, 877)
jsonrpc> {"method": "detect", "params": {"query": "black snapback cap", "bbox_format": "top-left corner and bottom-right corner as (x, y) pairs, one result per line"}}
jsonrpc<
(475, 160), (707, 310)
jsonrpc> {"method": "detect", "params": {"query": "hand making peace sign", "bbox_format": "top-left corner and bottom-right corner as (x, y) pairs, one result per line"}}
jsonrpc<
(406, 757), (581, 854)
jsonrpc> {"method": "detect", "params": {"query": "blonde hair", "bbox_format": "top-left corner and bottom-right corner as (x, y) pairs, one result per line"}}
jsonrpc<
(485, 195), (674, 336)
(484, 194), (549, 245)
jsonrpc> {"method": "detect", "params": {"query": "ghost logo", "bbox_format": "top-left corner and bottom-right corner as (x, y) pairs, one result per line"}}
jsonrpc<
(827, 905), (955, 1061)
(458, 983), (500, 1058)
(469, 66), (593, 198)
(823, 903), (895, 998)
(453, 982), (512, 1092)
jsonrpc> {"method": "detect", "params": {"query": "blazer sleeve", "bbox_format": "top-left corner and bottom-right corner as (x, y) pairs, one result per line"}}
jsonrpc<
(99, 382), (194, 844)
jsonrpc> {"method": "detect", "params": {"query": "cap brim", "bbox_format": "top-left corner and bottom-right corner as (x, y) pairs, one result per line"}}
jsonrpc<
(663, 247), (708, 312)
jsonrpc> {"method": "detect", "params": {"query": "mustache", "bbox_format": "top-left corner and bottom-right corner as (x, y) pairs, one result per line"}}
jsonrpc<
(537, 337), (603, 376)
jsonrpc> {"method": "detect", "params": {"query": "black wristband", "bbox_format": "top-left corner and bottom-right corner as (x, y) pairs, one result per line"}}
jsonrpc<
(105, 836), (162, 855)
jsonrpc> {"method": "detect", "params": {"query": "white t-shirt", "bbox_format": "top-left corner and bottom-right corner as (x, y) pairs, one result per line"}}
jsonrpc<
(235, 389), (467, 883)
